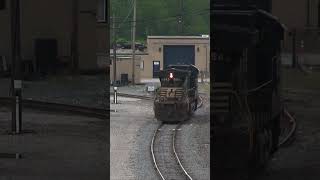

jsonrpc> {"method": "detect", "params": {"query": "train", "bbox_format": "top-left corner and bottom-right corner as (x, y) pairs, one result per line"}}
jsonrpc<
(212, 1), (285, 170)
(154, 64), (199, 122)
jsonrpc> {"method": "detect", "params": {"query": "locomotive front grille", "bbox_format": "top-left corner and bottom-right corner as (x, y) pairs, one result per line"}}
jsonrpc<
(174, 89), (184, 98)
(159, 88), (168, 97)
(158, 88), (184, 100)
(212, 82), (232, 113)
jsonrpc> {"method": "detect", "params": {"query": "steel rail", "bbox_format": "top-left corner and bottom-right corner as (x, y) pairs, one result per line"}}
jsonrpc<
(151, 123), (166, 180)
(151, 123), (193, 180)
(0, 97), (108, 119)
(110, 92), (154, 100)
(150, 96), (204, 179)
(279, 108), (297, 147)
(197, 95), (203, 109)
(173, 123), (193, 180)
(111, 92), (204, 102)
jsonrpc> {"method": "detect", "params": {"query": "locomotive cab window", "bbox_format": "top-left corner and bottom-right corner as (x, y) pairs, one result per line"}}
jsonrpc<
(160, 76), (186, 87)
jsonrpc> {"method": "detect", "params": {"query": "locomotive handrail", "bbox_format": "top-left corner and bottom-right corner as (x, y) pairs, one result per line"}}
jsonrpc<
(245, 56), (278, 94)
(246, 80), (273, 94)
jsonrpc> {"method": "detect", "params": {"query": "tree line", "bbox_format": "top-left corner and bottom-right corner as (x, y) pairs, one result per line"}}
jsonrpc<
(111, 0), (210, 44)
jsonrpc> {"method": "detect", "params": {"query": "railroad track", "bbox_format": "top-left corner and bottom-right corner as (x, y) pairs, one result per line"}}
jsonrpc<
(151, 96), (204, 180)
(279, 108), (297, 147)
(0, 97), (108, 119)
(110, 92), (154, 100)
(0, 93), (201, 120)
(111, 92), (204, 106)
(151, 123), (192, 180)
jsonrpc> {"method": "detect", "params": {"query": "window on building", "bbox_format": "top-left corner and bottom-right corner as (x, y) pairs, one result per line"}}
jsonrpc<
(0, 0), (5, 10)
(97, 0), (106, 22)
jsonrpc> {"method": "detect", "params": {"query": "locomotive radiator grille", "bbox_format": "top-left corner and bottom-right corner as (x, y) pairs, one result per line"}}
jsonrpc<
(212, 82), (232, 113)
(159, 88), (168, 97)
(174, 89), (184, 98)
(158, 88), (184, 99)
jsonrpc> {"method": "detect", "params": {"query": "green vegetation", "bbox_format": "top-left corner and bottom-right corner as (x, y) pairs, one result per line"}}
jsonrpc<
(110, 0), (210, 44)
(198, 82), (210, 95)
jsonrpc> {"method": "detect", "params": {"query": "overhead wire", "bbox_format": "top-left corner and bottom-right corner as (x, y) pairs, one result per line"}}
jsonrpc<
(116, 0), (134, 29)
(109, 2), (210, 38)
(110, 10), (210, 31)
(111, 8), (210, 25)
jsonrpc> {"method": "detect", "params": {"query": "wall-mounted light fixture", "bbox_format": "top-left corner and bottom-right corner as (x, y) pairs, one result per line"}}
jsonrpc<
(197, 47), (200, 52)
(159, 47), (162, 52)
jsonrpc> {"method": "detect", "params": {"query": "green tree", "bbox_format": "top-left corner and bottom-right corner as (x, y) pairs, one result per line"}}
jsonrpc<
(110, 0), (210, 43)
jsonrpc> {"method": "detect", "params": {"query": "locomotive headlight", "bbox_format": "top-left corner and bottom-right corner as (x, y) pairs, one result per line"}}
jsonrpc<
(169, 72), (174, 79)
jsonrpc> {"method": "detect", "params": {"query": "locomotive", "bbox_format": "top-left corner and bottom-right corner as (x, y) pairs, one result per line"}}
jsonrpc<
(212, 1), (285, 170)
(154, 64), (199, 122)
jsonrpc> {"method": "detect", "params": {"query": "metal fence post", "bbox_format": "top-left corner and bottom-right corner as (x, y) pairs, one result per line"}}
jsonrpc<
(292, 29), (296, 68)
(13, 80), (22, 133)
(114, 86), (117, 104)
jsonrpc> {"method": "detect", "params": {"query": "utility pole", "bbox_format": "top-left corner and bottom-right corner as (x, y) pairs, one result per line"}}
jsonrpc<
(131, 0), (136, 85)
(112, 14), (117, 85)
(178, 0), (184, 34)
(10, 0), (22, 134)
(105, 0), (110, 177)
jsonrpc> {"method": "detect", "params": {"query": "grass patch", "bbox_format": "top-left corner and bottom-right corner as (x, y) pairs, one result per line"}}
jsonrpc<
(198, 82), (210, 95)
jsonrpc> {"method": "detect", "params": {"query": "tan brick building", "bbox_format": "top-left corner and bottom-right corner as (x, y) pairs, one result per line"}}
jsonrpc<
(110, 49), (146, 84)
(141, 36), (210, 83)
(110, 36), (210, 84)
(0, 0), (109, 72)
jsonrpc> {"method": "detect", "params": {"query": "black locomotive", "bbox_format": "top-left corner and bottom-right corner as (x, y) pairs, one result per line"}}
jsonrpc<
(212, 1), (285, 170)
(154, 65), (199, 122)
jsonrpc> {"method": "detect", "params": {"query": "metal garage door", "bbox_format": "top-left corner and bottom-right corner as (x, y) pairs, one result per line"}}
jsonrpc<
(163, 45), (195, 68)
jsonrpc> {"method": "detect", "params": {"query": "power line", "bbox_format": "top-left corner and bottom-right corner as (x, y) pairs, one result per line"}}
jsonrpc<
(109, 6), (210, 38)
(110, 16), (210, 35)
(117, 0), (134, 29)
(110, 15), (210, 32)
(110, 8), (210, 25)
(110, 10), (210, 31)
(179, 0), (184, 34)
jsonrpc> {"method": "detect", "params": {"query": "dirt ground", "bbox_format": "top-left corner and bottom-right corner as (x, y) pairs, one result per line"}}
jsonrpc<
(110, 83), (210, 180)
(258, 68), (320, 180)
(0, 108), (108, 180)
(0, 75), (107, 108)
(212, 68), (320, 180)
(110, 98), (158, 180)
(177, 94), (210, 180)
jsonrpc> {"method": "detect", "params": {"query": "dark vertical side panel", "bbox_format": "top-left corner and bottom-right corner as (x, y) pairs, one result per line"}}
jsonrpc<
(0, 0), (5, 10)
(307, 0), (310, 26)
(318, 1), (320, 27)
(210, 0), (213, 179)
(106, 0), (110, 179)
